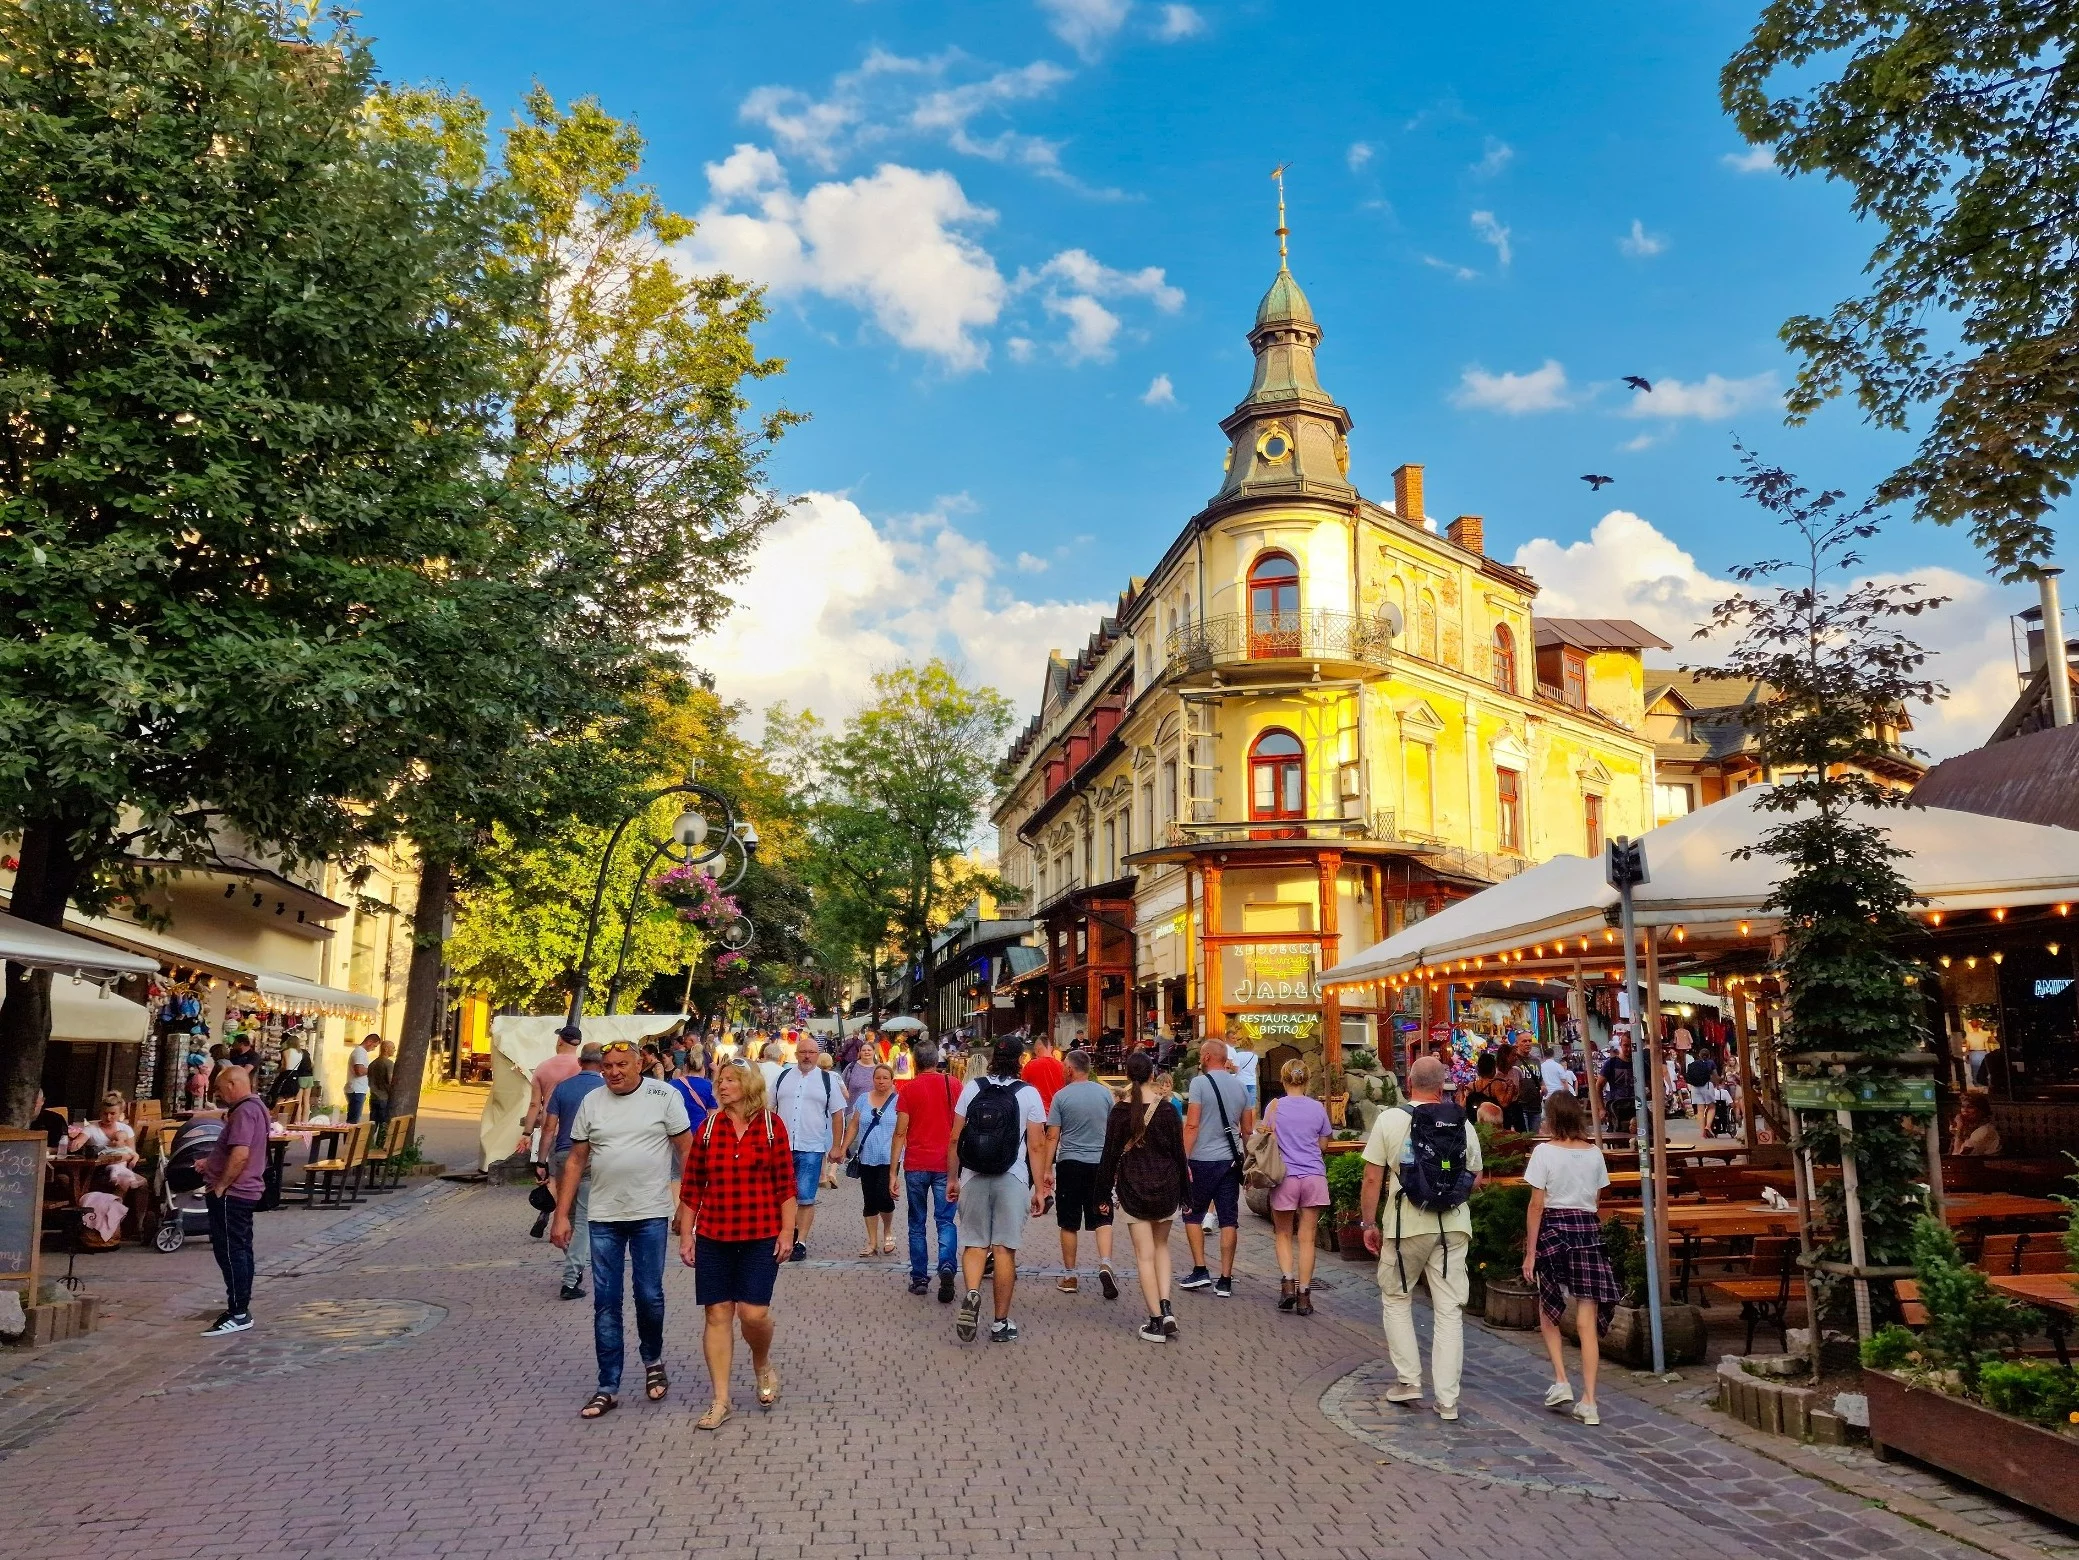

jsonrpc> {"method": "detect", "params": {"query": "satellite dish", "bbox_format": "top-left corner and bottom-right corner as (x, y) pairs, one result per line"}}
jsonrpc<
(1377, 602), (1405, 639)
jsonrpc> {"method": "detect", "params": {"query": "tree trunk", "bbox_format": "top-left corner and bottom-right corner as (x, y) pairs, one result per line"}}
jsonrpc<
(387, 852), (453, 1122)
(0, 816), (90, 1126)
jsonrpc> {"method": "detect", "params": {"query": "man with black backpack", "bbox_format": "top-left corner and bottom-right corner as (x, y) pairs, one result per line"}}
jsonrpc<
(947, 1037), (1051, 1343)
(1359, 1055), (1484, 1421)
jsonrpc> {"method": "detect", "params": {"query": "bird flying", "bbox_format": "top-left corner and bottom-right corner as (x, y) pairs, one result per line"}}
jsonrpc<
(1581, 474), (1614, 490)
(1623, 375), (1652, 393)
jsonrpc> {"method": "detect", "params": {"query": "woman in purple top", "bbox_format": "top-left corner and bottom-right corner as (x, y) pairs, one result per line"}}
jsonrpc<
(1264, 1058), (1332, 1316)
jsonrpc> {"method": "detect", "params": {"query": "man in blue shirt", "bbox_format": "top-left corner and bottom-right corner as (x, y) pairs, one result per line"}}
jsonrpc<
(544, 1042), (608, 1301)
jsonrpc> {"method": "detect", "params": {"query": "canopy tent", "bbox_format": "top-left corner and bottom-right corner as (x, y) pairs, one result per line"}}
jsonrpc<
(478, 1013), (688, 1173)
(250, 971), (377, 1018)
(0, 914), (157, 981)
(49, 978), (151, 1044)
(63, 913), (372, 1015)
(1321, 787), (2079, 988)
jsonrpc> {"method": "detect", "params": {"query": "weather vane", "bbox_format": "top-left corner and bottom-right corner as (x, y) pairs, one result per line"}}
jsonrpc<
(1270, 162), (1291, 265)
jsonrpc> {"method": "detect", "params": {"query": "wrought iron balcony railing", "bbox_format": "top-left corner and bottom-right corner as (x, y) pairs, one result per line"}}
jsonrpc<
(1164, 611), (1391, 676)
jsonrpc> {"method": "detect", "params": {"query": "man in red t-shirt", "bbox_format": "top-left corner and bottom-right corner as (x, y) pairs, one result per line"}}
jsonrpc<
(893, 1043), (960, 1301)
(1020, 1034), (1067, 1112)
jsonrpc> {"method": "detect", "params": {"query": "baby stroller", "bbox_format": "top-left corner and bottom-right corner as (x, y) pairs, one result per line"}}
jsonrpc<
(153, 1116), (222, 1252)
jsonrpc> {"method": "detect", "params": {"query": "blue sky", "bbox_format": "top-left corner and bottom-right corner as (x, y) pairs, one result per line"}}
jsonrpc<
(358, 0), (2040, 754)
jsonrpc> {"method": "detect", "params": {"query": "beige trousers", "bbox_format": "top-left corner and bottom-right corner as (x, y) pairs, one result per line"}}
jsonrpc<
(1375, 1229), (1471, 1409)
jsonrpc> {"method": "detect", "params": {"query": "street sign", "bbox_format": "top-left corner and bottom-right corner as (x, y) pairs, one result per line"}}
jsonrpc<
(1606, 836), (1649, 890)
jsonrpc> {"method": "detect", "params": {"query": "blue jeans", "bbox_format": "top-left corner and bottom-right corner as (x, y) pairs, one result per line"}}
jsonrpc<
(588, 1217), (667, 1393)
(905, 1170), (956, 1280)
(206, 1192), (258, 1316)
(792, 1149), (824, 1207)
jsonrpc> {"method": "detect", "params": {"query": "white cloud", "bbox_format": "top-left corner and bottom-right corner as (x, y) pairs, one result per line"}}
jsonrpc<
(686, 151), (1006, 371)
(1622, 372), (1780, 420)
(1509, 510), (2016, 760)
(1620, 432), (1659, 453)
(1723, 147), (1777, 174)
(1034, 248), (1185, 312)
(1471, 137), (1514, 177)
(1620, 218), (1666, 258)
(1040, 0), (1132, 58)
(1154, 3), (1203, 39)
(1423, 255), (1478, 282)
(1470, 209), (1512, 267)
(1142, 372), (1175, 406)
(1347, 141), (1374, 172)
(740, 49), (1074, 181)
(1016, 551), (1050, 573)
(692, 491), (1109, 722)
(1045, 291), (1122, 362)
(1007, 336), (1036, 363)
(1452, 359), (1570, 414)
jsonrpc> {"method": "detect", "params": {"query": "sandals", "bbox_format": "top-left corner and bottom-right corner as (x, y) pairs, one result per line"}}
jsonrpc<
(645, 1363), (669, 1402)
(696, 1401), (731, 1431)
(579, 1391), (617, 1419)
(756, 1364), (780, 1407)
(882, 1236), (897, 1254)
(859, 1244), (876, 1258)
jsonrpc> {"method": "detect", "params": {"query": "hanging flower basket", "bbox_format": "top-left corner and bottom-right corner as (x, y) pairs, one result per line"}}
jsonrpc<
(650, 864), (739, 929)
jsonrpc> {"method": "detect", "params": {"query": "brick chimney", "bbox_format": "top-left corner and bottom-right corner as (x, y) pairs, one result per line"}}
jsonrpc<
(1392, 463), (1424, 525)
(1447, 514), (1485, 555)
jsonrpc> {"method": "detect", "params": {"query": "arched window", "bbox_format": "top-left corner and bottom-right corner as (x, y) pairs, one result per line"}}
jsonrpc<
(1248, 552), (1301, 658)
(1417, 590), (1439, 661)
(1493, 624), (1518, 694)
(1249, 728), (1305, 821)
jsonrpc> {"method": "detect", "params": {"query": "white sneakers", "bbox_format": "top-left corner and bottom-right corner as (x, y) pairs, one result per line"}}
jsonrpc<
(1572, 1400), (1601, 1426)
(1384, 1382), (1423, 1405)
(1544, 1381), (1576, 1410)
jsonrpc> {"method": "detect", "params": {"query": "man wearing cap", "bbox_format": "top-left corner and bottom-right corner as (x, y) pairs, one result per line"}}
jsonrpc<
(523, 1025), (585, 1237)
(543, 1042), (608, 1300)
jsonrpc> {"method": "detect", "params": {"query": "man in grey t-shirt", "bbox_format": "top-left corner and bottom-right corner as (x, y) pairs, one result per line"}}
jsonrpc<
(1180, 1039), (1254, 1298)
(1043, 1050), (1119, 1299)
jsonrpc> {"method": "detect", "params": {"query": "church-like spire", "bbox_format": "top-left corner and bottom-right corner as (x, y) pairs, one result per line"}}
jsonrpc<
(1212, 168), (1353, 502)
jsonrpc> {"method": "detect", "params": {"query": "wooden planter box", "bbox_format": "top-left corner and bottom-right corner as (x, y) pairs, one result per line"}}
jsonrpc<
(1865, 1368), (2079, 1525)
(1484, 1277), (1538, 1329)
(1593, 1302), (1708, 1368)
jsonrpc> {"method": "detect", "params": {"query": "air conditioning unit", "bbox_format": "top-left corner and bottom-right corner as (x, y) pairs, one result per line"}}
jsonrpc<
(1338, 765), (1361, 799)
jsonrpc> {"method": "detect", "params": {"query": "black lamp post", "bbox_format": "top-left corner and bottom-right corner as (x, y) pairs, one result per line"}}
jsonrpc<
(565, 781), (752, 1028)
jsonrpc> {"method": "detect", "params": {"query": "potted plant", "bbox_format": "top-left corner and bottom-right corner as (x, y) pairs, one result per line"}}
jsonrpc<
(1327, 1151), (1368, 1259)
(1858, 1216), (2079, 1522)
(1470, 1183), (1531, 1323)
(1587, 1217), (1709, 1366)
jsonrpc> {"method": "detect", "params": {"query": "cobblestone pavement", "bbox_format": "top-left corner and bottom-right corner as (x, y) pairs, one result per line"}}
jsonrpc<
(0, 1171), (2059, 1560)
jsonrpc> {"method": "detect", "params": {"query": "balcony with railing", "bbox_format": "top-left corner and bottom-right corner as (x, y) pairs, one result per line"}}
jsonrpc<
(1153, 809), (1529, 883)
(1163, 610), (1391, 684)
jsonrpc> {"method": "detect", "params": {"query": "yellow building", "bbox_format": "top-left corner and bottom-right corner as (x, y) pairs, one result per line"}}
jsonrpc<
(990, 241), (1663, 1100)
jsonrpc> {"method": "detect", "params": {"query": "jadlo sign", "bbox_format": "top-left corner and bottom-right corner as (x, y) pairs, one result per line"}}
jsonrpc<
(1228, 942), (1321, 1005)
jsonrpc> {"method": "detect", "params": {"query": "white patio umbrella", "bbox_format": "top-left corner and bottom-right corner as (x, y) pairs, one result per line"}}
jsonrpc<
(879, 1015), (926, 1033)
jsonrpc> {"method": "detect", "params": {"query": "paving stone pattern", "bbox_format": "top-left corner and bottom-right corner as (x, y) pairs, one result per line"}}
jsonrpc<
(0, 1174), (2037, 1560)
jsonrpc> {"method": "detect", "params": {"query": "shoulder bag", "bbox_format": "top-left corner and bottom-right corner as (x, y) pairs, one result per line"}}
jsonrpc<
(1242, 1098), (1286, 1191)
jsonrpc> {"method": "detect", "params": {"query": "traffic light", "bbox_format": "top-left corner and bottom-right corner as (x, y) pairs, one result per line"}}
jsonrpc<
(1605, 836), (1649, 890)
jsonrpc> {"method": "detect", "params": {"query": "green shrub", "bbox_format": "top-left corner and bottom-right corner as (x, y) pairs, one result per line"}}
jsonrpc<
(1602, 1217), (1648, 1307)
(1468, 1184), (1532, 1284)
(1475, 1121), (1537, 1178)
(1979, 1359), (2079, 1424)
(1326, 1151), (1367, 1217)
(1911, 1216), (2037, 1388)
(1859, 1323), (1919, 1370)
(1344, 1047), (1379, 1074)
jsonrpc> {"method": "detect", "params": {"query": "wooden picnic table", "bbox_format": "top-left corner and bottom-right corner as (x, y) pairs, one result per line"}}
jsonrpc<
(1489, 1170), (1642, 1194)
(1987, 1273), (2079, 1367)
(1945, 1193), (2067, 1226)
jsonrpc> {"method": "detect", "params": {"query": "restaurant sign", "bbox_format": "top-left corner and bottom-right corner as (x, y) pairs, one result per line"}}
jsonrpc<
(1781, 1074), (1938, 1114)
(1226, 941), (1321, 1005)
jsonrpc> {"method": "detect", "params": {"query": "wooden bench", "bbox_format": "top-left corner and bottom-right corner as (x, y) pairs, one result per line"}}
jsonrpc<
(296, 1123), (369, 1208)
(1705, 1236), (1806, 1353)
(359, 1115), (415, 1193)
(1689, 1166), (1761, 1202)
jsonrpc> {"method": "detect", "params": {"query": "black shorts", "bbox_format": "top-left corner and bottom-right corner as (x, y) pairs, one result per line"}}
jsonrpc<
(1054, 1159), (1114, 1231)
(693, 1235), (780, 1308)
(1185, 1160), (1241, 1227)
(858, 1162), (895, 1217)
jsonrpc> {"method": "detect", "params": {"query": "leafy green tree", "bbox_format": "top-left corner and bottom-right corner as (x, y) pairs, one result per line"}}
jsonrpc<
(810, 662), (1016, 1022)
(0, 2), (511, 1124)
(376, 90), (794, 1116)
(1722, 2), (2079, 576)
(1698, 448), (1946, 1322)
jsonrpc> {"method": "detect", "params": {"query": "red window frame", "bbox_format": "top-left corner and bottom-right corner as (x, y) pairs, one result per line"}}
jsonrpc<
(1583, 792), (1603, 858)
(1493, 624), (1517, 694)
(1497, 767), (1522, 853)
(1247, 552), (1301, 658)
(1249, 728), (1306, 830)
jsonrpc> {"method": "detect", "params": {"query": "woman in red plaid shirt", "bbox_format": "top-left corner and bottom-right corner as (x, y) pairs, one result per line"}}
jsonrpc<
(677, 1059), (798, 1430)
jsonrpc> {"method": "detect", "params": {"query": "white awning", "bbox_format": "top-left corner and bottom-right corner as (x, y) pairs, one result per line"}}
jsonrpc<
(50, 978), (150, 1045)
(0, 914), (158, 980)
(250, 972), (378, 1017)
(1322, 787), (2079, 986)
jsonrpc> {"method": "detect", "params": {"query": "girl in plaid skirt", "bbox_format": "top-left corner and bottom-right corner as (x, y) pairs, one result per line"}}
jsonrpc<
(1521, 1091), (1622, 1426)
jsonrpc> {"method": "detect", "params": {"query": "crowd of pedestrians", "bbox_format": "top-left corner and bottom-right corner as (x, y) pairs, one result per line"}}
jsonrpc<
(527, 1020), (1625, 1430)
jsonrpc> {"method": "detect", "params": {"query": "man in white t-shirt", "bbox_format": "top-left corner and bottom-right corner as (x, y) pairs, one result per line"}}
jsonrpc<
(773, 1036), (847, 1261)
(1539, 1048), (1575, 1100)
(344, 1032), (376, 1123)
(1228, 1034), (1261, 1111)
(552, 1040), (690, 1418)
(947, 1037), (1050, 1344)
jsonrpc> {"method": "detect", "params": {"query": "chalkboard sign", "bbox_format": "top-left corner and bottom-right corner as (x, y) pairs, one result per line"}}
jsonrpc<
(0, 1128), (44, 1288)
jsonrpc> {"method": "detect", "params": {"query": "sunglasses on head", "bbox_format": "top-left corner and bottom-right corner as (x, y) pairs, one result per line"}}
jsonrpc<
(600, 1041), (638, 1056)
